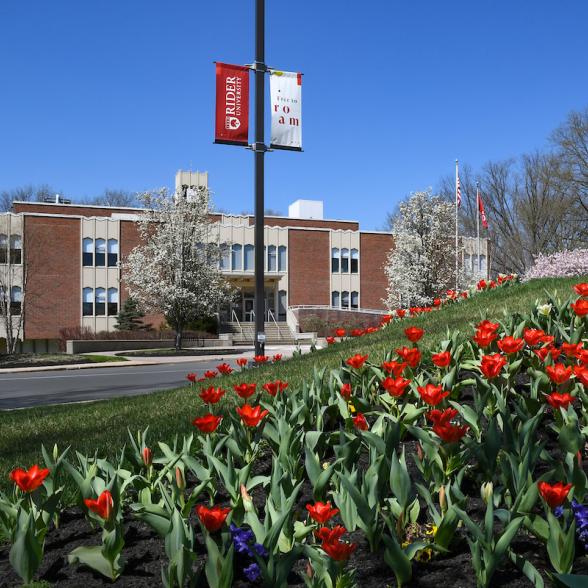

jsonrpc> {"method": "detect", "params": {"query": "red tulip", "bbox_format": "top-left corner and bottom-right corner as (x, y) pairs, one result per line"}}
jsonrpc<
(538, 481), (572, 509)
(427, 407), (458, 425)
(433, 422), (468, 443)
(84, 490), (114, 520)
(404, 326), (424, 343)
(523, 328), (546, 347)
(497, 336), (524, 355)
(204, 370), (217, 379)
(473, 329), (498, 348)
(571, 299), (588, 316)
(476, 320), (500, 332)
(460, 291), (469, 298)
(395, 346), (421, 368)
(233, 383), (257, 399)
(326, 336), (336, 345)
(236, 404), (269, 427)
(574, 283), (588, 297)
(141, 447), (153, 467)
(561, 342), (583, 358)
(534, 345), (560, 363)
(199, 386), (226, 404)
(396, 309), (406, 318)
(10, 464), (50, 493)
(578, 349), (588, 365)
(417, 384), (450, 406)
(381, 377), (411, 398)
(433, 298), (441, 307)
(545, 392), (575, 410)
(480, 354), (507, 379)
(236, 357), (248, 368)
(477, 279), (487, 290)
(186, 372), (197, 384)
(546, 363), (573, 385)
(381, 361), (407, 377)
(253, 355), (269, 364)
(306, 501), (339, 523)
(365, 326), (378, 334)
(262, 380), (288, 396)
(216, 363), (233, 375)
(352, 413), (369, 430)
(431, 351), (451, 368)
(381, 314), (393, 324)
(273, 354), (282, 362)
(351, 328), (364, 337)
(574, 365), (588, 387)
(339, 383), (352, 399)
(192, 414), (222, 433)
(196, 504), (231, 532)
(315, 525), (347, 543)
(345, 354), (368, 369)
(321, 537), (357, 561)
(335, 328), (346, 337)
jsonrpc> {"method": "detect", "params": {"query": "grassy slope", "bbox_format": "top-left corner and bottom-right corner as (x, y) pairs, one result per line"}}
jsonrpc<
(0, 276), (583, 490)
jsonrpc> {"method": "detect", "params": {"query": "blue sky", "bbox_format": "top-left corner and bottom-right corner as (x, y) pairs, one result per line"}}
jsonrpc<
(1, 1), (587, 229)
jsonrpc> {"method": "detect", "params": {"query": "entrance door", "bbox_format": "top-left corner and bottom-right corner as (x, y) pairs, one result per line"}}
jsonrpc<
(244, 296), (255, 322)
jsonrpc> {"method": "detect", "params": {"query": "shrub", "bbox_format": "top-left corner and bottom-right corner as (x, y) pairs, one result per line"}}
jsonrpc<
(523, 248), (588, 281)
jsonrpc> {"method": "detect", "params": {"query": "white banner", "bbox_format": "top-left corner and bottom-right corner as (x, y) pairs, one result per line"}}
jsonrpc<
(270, 70), (302, 150)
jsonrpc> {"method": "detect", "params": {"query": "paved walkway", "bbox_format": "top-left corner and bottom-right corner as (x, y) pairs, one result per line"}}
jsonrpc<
(0, 346), (313, 409)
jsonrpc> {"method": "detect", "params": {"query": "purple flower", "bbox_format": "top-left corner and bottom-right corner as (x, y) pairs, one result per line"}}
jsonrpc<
(244, 562), (261, 582)
(572, 500), (588, 551)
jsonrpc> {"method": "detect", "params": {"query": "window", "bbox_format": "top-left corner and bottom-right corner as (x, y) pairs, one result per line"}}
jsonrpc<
(278, 246), (287, 272)
(244, 244), (254, 271)
(107, 239), (118, 267)
(341, 248), (350, 273)
(83, 238), (94, 266)
(268, 245), (277, 271)
(331, 290), (340, 308)
(278, 290), (287, 320)
(231, 244), (242, 270)
(351, 291), (359, 309)
(464, 254), (471, 273)
(351, 249), (359, 274)
(95, 287), (106, 316)
(107, 288), (118, 316)
(0, 234), (7, 264)
(82, 287), (94, 316)
(95, 239), (106, 267)
(10, 235), (22, 264)
(331, 248), (340, 273)
(341, 290), (350, 309)
(219, 243), (230, 270)
(10, 286), (22, 315)
(479, 254), (487, 274)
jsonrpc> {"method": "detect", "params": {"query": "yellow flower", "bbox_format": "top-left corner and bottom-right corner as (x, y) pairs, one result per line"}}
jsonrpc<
(347, 402), (356, 414)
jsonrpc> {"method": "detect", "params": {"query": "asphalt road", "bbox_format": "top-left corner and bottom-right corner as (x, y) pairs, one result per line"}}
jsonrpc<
(0, 359), (240, 410)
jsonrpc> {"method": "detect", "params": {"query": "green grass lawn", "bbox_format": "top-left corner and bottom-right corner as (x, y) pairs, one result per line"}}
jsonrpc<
(0, 353), (127, 369)
(0, 276), (583, 492)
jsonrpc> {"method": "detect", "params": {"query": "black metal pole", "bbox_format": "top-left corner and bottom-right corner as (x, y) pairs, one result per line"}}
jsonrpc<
(253, 0), (266, 356)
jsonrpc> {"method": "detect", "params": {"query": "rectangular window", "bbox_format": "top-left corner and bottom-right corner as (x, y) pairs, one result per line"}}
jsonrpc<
(83, 238), (93, 266)
(351, 291), (359, 309)
(351, 249), (359, 274)
(219, 243), (230, 270)
(107, 239), (119, 267)
(231, 244), (242, 271)
(82, 288), (94, 316)
(107, 288), (118, 316)
(341, 249), (349, 273)
(331, 248), (339, 273)
(95, 239), (106, 267)
(95, 288), (106, 316)
(244, 245), (254, 271)
(341, 291), (349, 309)
(331, 291), (340, 308)
(0, 236), (7, 264)
(268, 246), (277, 272)
(278, 246), (287, 272)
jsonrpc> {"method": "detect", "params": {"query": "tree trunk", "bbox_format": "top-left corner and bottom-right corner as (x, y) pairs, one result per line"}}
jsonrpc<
(175, 329), (182, 351)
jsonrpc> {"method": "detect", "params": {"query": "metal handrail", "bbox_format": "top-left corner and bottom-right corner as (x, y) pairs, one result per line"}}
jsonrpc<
(231, 309), (243, 338)
(267, 308), (281, 338)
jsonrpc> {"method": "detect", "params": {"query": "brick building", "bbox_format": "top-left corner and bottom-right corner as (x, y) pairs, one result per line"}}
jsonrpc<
(0, 171), (489, 351)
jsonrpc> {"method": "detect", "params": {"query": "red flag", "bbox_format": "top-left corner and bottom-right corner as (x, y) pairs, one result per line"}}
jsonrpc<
(215, 63), (249, 146)
(477, 191), (489, 229)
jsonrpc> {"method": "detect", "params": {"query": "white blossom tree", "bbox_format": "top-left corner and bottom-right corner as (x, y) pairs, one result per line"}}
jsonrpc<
(124, 187), (232, 350)
(384, 190), (457, 308)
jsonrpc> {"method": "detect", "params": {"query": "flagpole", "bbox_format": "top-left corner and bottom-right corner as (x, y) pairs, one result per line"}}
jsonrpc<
(476, 181), (480, 276)
(455, 159), (459, 290)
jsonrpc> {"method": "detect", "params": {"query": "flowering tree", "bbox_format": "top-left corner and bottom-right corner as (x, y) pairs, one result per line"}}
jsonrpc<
(124, 188), (232, 350)
(384, 190), (456, 308)
(523, 248), (588, 281)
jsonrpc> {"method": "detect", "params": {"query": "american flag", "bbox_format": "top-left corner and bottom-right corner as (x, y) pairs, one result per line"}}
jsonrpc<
(456, 174), (462, 208)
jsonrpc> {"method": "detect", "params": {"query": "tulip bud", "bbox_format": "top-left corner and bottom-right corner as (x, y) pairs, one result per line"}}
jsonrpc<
(305, 560), (314, 578)
(577, 450), (583, 468)
(175, 467), (185, 491)
(240, 484), (253, 513)
(142, 446), (153, 467)
(481, 481), (493, 504)
(53, 443), (59, 462)
(416, 442), (424, 462)
(439, 485), (447, 512)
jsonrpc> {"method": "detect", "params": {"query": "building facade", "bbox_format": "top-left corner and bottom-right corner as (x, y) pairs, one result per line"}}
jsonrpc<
(0, 173), (490, 351)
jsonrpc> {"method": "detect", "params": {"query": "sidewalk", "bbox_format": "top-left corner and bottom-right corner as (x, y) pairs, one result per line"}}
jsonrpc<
(0, 345), (314, 374)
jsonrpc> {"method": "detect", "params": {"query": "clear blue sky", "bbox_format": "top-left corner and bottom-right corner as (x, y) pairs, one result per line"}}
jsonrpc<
(1, 1), (587, 229)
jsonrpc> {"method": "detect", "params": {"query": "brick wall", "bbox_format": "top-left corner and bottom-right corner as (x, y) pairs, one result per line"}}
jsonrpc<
(23, 216), (80, 339)
(250, 217), (359, 231)
(359, 233), (394, 310)
(288, 229), (330, 305)
(13, 202), (142, 218)
(119, 220), (165, 329)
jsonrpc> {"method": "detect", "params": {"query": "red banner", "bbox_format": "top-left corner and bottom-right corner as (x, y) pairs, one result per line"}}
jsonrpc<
(478, 192), (489, 229)
(215, 63), (249, 146)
